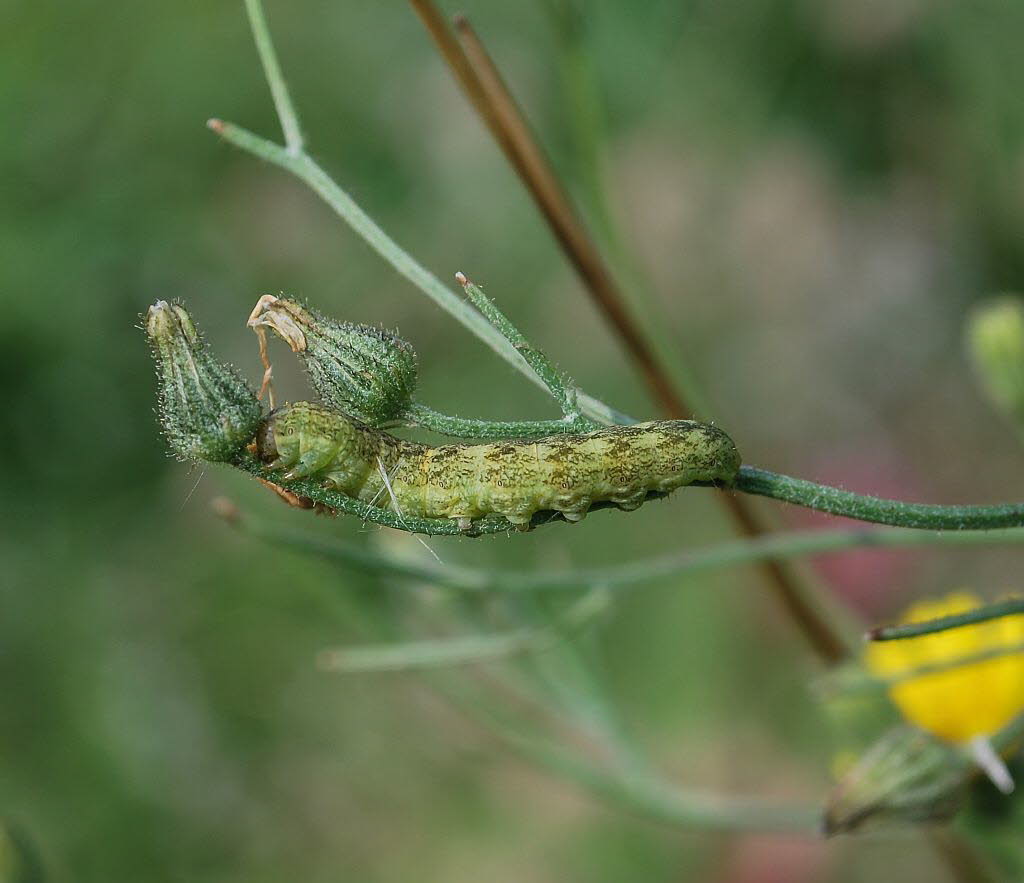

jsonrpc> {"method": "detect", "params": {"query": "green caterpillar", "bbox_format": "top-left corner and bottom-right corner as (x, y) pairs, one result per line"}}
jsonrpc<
(256, 402), (741, 530)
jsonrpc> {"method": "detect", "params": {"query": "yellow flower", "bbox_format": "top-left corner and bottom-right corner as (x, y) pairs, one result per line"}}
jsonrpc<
(866, 592), (1024, 744)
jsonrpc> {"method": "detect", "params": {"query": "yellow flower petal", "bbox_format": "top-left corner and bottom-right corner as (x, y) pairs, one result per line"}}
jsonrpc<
(865, 593), (1024, 743)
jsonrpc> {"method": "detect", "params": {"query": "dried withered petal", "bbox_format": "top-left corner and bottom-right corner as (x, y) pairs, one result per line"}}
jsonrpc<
(248, 295), (418, 425)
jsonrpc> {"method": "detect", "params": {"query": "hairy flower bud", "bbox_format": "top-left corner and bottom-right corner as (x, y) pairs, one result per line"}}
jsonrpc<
(967, 297), (1024, 432)
(824, 726), (969, 834)
(146, 301), (263, 462)
(248, 295), (418, 424)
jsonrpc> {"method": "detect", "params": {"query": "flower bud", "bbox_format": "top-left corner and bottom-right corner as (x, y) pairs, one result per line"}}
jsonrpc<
(824, 726), (969, 834)
(145, 301), (263, 462)
(248, 295), (418, 425)
(967, 297), (1024, 432)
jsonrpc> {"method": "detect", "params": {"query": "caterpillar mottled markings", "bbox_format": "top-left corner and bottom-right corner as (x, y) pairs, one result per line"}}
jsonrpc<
(256, 402), (741, 530)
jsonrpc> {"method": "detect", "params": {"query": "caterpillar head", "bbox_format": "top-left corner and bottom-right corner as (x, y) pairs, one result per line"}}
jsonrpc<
(255, 402), (365, 480)
(145, 300), (264, 462)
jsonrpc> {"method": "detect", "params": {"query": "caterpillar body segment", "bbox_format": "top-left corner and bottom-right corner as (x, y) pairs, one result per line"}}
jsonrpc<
(256, 402), (741, 529)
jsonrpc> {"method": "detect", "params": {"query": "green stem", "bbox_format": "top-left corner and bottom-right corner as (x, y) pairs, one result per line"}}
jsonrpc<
(456, 274), (592, 424)
(317, 587), (611, 672)
(406, 402), (591, 439)
(242, 0), (303, 154)
(224, 508), (1024, 593)
(735, 466), (1024, 530)
(869, 598), (1024, 641)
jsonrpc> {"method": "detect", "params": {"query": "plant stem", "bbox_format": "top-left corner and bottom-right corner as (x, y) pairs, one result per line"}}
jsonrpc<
(318, 587), (611, 672)
(406, 403), (590, 439)
(868, 598), (1024, 641)
(736, 466), (1024, 531)
(222, 506), (1024, 594)
(455, 273), (590, 423)
(242, 0), (303, 154)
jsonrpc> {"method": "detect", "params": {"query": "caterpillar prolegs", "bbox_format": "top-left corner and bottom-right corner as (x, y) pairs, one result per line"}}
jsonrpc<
(256, 402), (741, 530)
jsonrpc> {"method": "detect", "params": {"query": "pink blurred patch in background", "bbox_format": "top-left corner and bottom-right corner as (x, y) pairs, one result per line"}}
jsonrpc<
(716, 834), (826, 883)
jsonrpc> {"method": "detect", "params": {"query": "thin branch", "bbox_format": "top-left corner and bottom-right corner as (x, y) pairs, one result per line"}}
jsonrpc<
(317, 588), (611, 672)
(218, 504), (1024, 594)
(320, 627), (542, 673)
(456, 272), (590, 424)
(405, 403), (588, 439)
(242, 0), (303, 154)
(736, 466), (1024, 531)
(868, 598), (1024, 641)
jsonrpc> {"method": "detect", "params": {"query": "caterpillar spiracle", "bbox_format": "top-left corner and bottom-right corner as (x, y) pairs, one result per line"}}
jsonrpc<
(256, 402), (741, 530)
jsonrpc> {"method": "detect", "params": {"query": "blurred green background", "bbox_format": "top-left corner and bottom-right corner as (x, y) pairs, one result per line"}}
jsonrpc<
(4, 0), (1024, 880)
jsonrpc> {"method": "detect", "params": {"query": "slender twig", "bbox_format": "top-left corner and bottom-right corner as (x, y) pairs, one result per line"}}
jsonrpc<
(320, 627), (542, 673)
(456, 272), (590, 424)
(317, 587), (611, 672)
(242, 0), (303, 154)
(405, 403), (588, 439)
(736, 467), (1024, 531)
(219, 505), (1024, 594)
(868, 598), (1024, 642)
